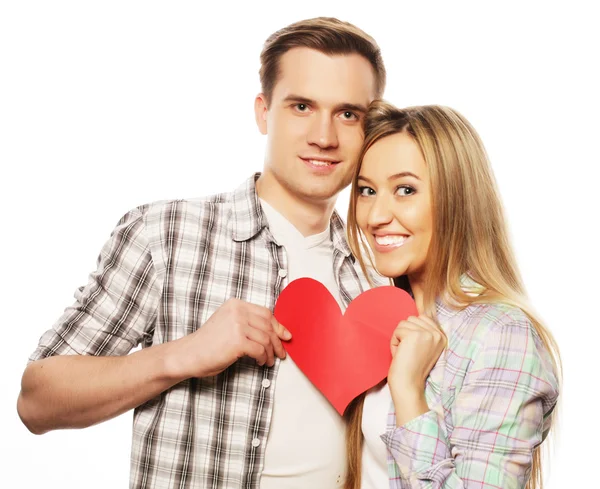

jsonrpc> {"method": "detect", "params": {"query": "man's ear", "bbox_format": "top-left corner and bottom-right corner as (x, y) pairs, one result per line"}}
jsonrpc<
(254, 94), (268, 135)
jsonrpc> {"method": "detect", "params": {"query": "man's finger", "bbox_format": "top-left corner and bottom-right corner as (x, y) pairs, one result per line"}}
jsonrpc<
(267, 317), (288, 360)
(243, 341), (268, 367)
(245, 327), (275, 367)
(271, 316), (292, 341)
(246, 302), (276, 321)
(248, 316), (286, 360)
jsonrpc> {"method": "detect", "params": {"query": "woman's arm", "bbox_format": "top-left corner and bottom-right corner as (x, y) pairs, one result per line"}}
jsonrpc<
(384, 315), (558, 489)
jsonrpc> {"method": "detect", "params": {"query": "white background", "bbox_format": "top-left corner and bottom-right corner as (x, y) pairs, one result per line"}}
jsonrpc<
(1, 1), (598, 487)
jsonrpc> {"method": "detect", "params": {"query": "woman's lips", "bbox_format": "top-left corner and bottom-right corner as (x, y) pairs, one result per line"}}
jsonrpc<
(372, 234), (411, 253)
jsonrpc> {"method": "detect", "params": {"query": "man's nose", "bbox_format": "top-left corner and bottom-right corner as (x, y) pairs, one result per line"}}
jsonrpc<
(307, 114), (339, 150)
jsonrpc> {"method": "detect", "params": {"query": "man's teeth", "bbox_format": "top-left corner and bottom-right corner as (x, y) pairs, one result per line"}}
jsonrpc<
(308, 159), (333, 166)
(375, 235), (408, 246)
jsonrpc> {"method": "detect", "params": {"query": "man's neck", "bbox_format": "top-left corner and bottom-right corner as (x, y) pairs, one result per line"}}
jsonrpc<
(256, 173), (336, 237)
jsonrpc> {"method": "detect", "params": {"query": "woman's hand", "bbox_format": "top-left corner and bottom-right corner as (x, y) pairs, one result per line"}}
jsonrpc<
(387, 315), (447, 426)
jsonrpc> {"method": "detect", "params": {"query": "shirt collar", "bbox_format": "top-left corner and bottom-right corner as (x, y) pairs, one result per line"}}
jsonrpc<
(435, 273), (485, 318)
(231, 173), (354, 260)
(329, 210), (354, 259)
(231, 173), (267, 242)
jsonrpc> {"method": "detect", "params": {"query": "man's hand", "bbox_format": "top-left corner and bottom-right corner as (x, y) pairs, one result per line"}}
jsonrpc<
(170, 298), (292, 379)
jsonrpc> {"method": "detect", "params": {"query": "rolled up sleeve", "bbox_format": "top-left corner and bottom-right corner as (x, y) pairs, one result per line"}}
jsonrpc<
(381, 315), (559, 488)
(29, 206), (161, 361)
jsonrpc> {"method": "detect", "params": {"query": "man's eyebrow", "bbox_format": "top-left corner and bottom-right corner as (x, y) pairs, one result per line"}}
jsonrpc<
(282, 95), (368, 114)
(283, 95), (316, 105)
(333, 102), (368, 114)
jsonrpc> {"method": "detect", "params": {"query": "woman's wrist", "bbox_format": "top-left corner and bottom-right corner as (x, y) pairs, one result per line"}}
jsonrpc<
(388, 378), (429, 427)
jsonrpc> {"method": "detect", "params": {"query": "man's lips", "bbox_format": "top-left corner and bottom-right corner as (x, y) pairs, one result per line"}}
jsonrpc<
(299, 156), (341, 168)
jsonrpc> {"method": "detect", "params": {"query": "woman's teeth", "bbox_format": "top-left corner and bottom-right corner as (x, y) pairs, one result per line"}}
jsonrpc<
(374, 235), (408, 246)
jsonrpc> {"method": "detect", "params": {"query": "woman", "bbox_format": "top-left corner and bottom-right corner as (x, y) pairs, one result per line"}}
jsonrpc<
(344, 102), (561, 489)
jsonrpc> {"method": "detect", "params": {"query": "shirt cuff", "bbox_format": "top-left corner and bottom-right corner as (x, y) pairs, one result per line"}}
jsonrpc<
(381, 410), (454, 481)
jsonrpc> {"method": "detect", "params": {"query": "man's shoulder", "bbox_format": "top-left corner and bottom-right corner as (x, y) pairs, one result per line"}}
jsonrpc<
(110, 188), (241, 247)
(147, 189), (235, 218)
(122, 188), (236, 226)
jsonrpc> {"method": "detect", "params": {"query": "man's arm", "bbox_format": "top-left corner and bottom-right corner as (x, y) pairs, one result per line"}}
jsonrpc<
(18, 205), (290, 435)
(17, 341), (181, 434)
(18, 298), (291, 434)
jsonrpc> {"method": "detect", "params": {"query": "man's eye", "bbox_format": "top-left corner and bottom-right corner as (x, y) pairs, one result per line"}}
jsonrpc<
(295, 103), (308, 112)
(358, 186), (375, 196)
(342, 111), (358, 121)
(396, 186), (415, 196)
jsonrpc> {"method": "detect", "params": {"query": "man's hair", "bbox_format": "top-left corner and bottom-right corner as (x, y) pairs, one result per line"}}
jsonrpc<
(259, 17), (386, 106)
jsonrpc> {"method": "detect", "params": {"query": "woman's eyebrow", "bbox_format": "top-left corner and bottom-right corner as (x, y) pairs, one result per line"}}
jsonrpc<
(389, 171), (421, 181)
(358, 172), (421, 184)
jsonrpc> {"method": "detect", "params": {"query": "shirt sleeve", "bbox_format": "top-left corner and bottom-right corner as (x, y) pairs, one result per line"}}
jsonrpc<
(29, 206), (162, 361)
(381, 315), (559, 489)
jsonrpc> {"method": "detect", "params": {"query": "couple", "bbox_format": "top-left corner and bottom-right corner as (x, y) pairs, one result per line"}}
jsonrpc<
(18, 17), (560, 489)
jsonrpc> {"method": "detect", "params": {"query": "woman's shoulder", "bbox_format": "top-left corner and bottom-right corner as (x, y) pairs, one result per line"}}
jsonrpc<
(438, 300), (532, 339)
(440, 300), (558, 396)
(437, 300), (552, 374)
(436, 275), (533, 336)
(442, 301), (557, 380)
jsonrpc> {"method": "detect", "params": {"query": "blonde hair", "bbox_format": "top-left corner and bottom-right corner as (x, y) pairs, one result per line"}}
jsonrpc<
(345, 101), (561, 489)
(259, 17), (386, 106)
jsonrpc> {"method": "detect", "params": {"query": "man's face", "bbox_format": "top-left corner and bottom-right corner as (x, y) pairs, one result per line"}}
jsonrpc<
(255, 47), (376, 204)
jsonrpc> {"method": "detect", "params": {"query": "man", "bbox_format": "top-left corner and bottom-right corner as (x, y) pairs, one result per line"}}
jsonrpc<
(17, 17), (386, 489)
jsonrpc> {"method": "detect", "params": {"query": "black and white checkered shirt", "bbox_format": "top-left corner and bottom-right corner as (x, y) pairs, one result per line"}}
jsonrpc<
(30, 173), (370, 488)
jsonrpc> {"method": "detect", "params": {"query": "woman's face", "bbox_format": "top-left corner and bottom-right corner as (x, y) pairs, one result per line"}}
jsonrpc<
(355, 131), (433, 280)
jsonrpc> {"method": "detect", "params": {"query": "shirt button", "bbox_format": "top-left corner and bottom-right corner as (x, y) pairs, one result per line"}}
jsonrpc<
(262, 379), (271, 388)
(278, 268), (287, 278)
(251, 438), (261, 448)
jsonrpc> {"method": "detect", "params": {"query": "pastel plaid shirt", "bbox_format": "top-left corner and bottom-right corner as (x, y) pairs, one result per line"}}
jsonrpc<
(381, 297), (559, 488)
(29, 173), (370, 489)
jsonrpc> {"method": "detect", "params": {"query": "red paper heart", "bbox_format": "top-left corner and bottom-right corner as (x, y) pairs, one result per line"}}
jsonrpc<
(274, 277), (417, 415)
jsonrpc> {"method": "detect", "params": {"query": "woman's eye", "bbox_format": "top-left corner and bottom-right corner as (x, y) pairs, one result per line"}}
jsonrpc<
(358, 186), (375, 197)
(396, 186), (415, 196)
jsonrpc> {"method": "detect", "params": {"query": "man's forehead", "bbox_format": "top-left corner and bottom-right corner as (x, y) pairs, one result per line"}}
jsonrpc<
(273, 47), (376, 105)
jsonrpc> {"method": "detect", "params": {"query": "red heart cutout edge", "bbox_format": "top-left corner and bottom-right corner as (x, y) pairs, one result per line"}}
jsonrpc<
(274, 277), (417, 415)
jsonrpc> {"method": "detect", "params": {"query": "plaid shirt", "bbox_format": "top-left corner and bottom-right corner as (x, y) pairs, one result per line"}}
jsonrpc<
(29, 173), (369, 489)
(381, 298), (559, 489)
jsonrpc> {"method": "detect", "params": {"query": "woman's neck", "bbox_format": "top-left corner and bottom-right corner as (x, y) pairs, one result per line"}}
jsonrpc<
(407, 275), (425, 314)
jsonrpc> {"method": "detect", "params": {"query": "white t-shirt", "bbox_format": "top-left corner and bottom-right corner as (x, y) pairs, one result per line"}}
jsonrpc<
(259, 199), (347, 489)
(361, 382), (392, 489)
